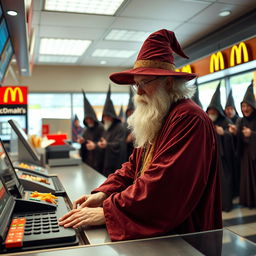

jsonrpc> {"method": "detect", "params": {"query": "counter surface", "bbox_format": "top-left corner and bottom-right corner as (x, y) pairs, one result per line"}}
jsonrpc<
(48, 163), (110, 244)
(10, 229), (256, 256)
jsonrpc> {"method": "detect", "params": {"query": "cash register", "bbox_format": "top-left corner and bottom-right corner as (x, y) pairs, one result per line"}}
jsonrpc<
(0, 144), (79, 253)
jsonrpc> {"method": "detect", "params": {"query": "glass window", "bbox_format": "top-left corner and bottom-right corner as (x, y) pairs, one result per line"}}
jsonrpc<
(230, 71), (254, 116)
(28, 93), (71, 135)
(198, 80), (226, 111)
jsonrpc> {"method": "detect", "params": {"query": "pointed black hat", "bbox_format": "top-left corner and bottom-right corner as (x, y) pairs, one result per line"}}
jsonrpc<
(118, 105), (125, 120)
(82, 89), (98, 122)
(191, 79), (203, 108)
(225, 89), (238, 114)
(207, 81), (225, 117)
(126, 87), (135, 116)
(102, 84), (119, 121)
(241, 80), (256, 110)
(73, 114), (79, 121)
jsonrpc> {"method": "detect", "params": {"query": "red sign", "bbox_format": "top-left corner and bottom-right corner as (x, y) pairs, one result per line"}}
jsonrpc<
(0, 86), (28, 105)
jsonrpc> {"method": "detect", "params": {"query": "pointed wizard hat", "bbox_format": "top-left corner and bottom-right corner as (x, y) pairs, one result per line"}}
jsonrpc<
(126, 87), (135, 116)
(102, 85), (119, 122)
(109, 29), (196, 85)
(118, 105), (125, 120)
(225, 89), (238, 114)
(207, 81), (225, 117)
(82, 89), (98, 123)
(241, 80), (256, 110)
(191, 79), (203, 108)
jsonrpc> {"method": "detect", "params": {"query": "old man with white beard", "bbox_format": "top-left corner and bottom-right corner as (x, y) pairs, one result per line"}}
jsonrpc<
(59, 29), (222, 241)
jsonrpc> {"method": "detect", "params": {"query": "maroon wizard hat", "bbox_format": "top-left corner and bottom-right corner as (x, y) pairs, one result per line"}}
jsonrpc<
(109, 29), (196, 85)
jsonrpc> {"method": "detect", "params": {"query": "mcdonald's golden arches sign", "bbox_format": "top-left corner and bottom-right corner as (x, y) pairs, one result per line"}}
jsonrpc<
(0, 86), (28, 105)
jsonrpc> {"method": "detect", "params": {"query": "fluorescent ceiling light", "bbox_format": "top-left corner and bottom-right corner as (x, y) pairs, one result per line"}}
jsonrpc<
(100, 60), (107, 65)
(219, 10), (231, 17)
(92, 49), (136, 58)
(105, 29), (151, 42)
(39, 38), (91, 56)
(7, 10), (18, 16)
(38, 55), (79, 63)
(44, 0), (125, 15)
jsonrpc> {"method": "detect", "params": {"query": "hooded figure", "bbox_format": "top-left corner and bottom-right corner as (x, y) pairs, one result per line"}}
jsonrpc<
(72, 114), (84, 142)
(99, 85), (126, 177)
(191, 80), (203, 108)
(236, 81), (256, 208)
(225, 89), (240, 124)
(207, 82), (235, 212)
(79, 90), (104, 172)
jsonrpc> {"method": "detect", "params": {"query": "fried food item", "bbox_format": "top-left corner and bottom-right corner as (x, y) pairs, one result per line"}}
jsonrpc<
(19, 174), (50, 184)
(30, 191), (58, 204)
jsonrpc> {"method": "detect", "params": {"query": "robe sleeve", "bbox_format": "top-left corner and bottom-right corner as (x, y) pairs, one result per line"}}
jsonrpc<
(92, 150), (138, 195)
(102, 114), (217, 241)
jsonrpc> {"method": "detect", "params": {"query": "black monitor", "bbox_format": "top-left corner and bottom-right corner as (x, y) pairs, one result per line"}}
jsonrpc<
(8, 119), (42, 166)
(0, 139), (23, 198)
(0, 177), (15, 244)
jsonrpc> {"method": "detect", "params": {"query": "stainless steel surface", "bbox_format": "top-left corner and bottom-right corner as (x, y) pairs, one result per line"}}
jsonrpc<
(10, 229), (256, 256)
(48, 163), (110, 244)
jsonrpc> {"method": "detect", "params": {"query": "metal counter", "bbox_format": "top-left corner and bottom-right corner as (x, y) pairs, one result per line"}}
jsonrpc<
(48, 163), (110, 244)
(11, 229), (256, 256)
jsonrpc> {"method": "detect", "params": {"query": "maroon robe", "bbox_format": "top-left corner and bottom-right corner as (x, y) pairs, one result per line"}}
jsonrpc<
(93, 99), (222, 241)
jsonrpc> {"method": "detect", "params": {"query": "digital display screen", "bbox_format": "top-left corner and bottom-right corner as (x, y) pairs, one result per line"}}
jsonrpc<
(0, 139), (21, 191)
(0, 18), (9, 55)
(0, 179), (9, 217)
(0, 39), (13, 82)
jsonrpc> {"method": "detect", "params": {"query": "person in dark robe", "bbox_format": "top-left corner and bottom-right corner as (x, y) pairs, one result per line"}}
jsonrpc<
(78, 90), (104, 172)
(225, 89), (240, 124)
(206, 82), (235, 212)
(59, 29), (222, 241)
(71, 114), (84, 142)
(225, 88), (241, 197)
(191, 79), (203, 108)
(97, 85), (126, 177)
(229, 81), (256, 208)
(124, 88), (135, 161)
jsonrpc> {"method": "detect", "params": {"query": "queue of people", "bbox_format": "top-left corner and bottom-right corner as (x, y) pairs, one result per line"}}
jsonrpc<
(193, 80), (256, 212)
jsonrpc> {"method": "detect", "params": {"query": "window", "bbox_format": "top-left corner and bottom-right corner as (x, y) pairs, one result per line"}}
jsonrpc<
(230, 71), (254, 116)
(198, 80), (226, 111)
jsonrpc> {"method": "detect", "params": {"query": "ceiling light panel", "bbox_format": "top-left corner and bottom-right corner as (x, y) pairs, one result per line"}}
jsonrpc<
(44, 0), (125, 15)
(39, 38), (91, 56)
(92, 49), (136, 58)
(38, 55), (79, 63)
(105, 29), (151, 42)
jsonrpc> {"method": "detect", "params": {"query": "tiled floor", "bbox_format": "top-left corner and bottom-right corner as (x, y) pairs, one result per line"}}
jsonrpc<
(223, 199), (256, 243)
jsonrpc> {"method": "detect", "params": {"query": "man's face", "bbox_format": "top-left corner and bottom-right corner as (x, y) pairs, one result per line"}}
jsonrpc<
(241, 102), (254, 117)
(133, 75), (172, 99)
(85, 117), (94, 126)
(103, 115), (113, 123)
(207, 108), (219, 122)
(225, 106), (236, 118)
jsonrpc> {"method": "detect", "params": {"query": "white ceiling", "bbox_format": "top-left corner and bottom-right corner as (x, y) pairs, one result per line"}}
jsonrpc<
(32, 0), (256, 68)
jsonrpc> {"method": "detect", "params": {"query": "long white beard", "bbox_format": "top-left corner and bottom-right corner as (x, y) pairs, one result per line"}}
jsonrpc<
(127, 85), (171, 148)
(103, 120), (112, 130)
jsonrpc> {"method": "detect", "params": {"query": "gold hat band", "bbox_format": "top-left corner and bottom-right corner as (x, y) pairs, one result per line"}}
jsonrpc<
(133, 60), (175, 70)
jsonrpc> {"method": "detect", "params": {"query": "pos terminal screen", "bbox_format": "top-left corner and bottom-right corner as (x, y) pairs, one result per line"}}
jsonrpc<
(0, 180), (9, 217)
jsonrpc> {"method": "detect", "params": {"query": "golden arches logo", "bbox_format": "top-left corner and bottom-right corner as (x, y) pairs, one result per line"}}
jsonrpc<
(175, 65), (192, 73)
(3, 87), (24, 103)
(210, 51), (225, 73)
(230, 42), (249, 67)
